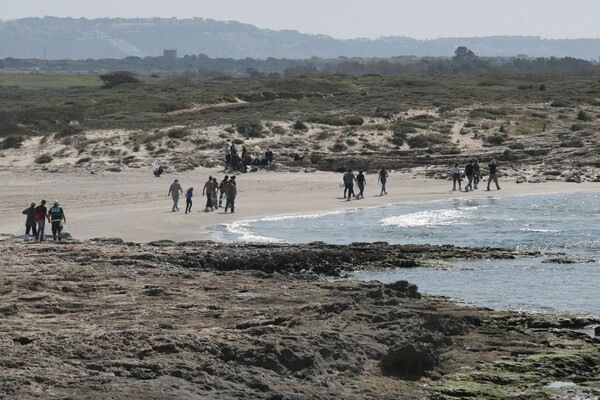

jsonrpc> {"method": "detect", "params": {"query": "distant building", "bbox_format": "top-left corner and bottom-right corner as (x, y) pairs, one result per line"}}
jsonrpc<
(163, 49), (177, 59)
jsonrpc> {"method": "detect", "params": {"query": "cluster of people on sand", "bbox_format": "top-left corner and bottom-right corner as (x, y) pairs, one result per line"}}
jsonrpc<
(224, 142), (274, 172)
(21, 200), (67, 241)
(342, 167), (389, 200)
(168, 175), (238, 214)
(451, 159), (501, 192)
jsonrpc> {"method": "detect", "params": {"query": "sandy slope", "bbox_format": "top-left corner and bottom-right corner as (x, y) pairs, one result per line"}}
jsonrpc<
(1, 167), (599, 243)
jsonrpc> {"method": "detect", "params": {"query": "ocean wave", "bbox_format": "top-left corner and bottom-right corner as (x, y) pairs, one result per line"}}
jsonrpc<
(223, 221), (287, 243)
(380, 208), (467, 228)
(520, 227), (560, 233)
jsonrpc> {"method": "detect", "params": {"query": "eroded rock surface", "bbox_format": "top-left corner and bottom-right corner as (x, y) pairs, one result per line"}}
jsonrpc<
(0, 241), (598, 399)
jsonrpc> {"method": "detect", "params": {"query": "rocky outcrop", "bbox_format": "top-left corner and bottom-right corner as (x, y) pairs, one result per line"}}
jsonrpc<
(0, 240), (598, 399)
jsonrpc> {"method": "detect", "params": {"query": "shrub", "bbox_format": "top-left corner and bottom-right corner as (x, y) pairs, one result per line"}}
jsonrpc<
(560, 139), (584, 148)
(507, 142), (525, 150)
(392, 122), (418, 135)
(293, 120), (308, 131)
(271, 126), (286, 135)
(306, 115), (346, 126)
(345, 116), (364, 126)
(550, 100), (569, 107)
(76, 157), (92, 164)
(577, 110), (592, 121)
(570, 123), (586, 131)
(35, 154), (53, 164)
(406, 134), (448, 149)
(99, 71), (140, 89)
(389, 132), (407, 146)
(167, 128), (189, 139)
(55, 125), (83, 139)
(485, 134), (508, 145)
(2, 135), (24, 149)
(329, 142), (347, 152)
(236, 121), (264, 138)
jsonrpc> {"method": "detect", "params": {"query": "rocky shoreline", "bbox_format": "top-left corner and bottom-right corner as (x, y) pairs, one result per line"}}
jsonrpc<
(1, 240), (599, 399)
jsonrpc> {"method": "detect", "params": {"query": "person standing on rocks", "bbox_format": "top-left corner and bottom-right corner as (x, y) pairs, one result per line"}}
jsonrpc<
(203, 176), (214, 212)
(464, 160), (475, 192)
(486, 159), (501, 191)
(451, 163), (462, 191)
(185, 187), (194, 214)
(356, 170), (366, 199)
(168, 179), (183, 212)
(48, 201), (66, 241)
(378, 167), (388, 196)
(224, 176), (237, 213)
(22, 202), (37, 239)
(34, 200), (48, 241)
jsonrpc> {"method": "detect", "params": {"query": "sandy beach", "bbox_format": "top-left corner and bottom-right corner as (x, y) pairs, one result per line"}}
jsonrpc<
(2, 168), (599, 243)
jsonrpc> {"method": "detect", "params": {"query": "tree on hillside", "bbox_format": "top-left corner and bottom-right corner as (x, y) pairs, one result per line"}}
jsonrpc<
(453, 46), (477, 63)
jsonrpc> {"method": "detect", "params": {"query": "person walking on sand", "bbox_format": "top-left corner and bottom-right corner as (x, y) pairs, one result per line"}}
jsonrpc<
(203, 176), (214, 212)
(473, 159), (481, 190)
(34, 200), (48, 241)
(48, 201), (66, 241)
(378, 167), (388, 196)
(22, 202), (37, 239)
(218, 175), (229, 207)
(185, 187), (193, 214)
(451, 163), (462, 191)
(224, 175), (237, 213)
(168, 179), (183, 212)
(343, 169), (357, 201)
(356, 170), (366, 199)
(486, 159), (501, 191)
(464, 160), (475, 192)
(211, 177), (219, 208)
(265, 147), (274, 167)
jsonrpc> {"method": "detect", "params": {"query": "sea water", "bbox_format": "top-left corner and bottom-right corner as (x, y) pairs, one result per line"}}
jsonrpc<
(212, 192), (600, 314)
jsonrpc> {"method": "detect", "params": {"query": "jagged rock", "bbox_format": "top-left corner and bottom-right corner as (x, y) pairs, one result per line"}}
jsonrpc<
(381, 342), (438, 377)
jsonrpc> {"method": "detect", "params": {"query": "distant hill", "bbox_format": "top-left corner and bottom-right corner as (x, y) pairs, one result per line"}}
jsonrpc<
(1, 17), (599, 60)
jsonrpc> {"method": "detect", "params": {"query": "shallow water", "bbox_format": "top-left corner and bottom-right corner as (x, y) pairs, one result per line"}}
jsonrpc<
(212, 192), (600, 314)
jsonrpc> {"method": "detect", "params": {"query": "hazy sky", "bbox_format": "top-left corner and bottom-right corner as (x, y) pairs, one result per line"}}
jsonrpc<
(3, 0), (600, 39)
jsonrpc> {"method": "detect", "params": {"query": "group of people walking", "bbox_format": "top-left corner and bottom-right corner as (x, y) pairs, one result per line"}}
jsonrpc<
(452, 159), (501, 192)
(168, 175), (238, 214)
(342, 167), (389, 200)
(22, 200), (66, 241)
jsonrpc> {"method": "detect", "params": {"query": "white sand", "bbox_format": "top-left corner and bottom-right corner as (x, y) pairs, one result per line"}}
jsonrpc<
(1, 168), (599, 243)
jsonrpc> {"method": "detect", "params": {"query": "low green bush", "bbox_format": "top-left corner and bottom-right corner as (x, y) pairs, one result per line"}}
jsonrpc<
(35, 154), (53, 164)
(407, 134), (448, 148)
(2, 135), (24, 149)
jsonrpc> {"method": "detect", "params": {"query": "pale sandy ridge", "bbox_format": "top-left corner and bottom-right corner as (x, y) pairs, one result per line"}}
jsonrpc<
(1, 168), (599, 243)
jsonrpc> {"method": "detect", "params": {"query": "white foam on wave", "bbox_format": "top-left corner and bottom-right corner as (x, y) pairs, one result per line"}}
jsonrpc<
(256, 208), (352, 222)
(223, 220), (287, 243)
(520, 227), (560, 233)
(380, 208), (467, 228)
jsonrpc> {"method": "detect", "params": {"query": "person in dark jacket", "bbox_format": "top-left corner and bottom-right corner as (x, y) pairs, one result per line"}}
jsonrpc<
(34, 200), (48, 241)
(224, 176), (237, 213)
(22, 202), (37, 237)
(486, 159), (501, 191)
(48, 201), (66, 241)
(464, 160), (475, 192)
